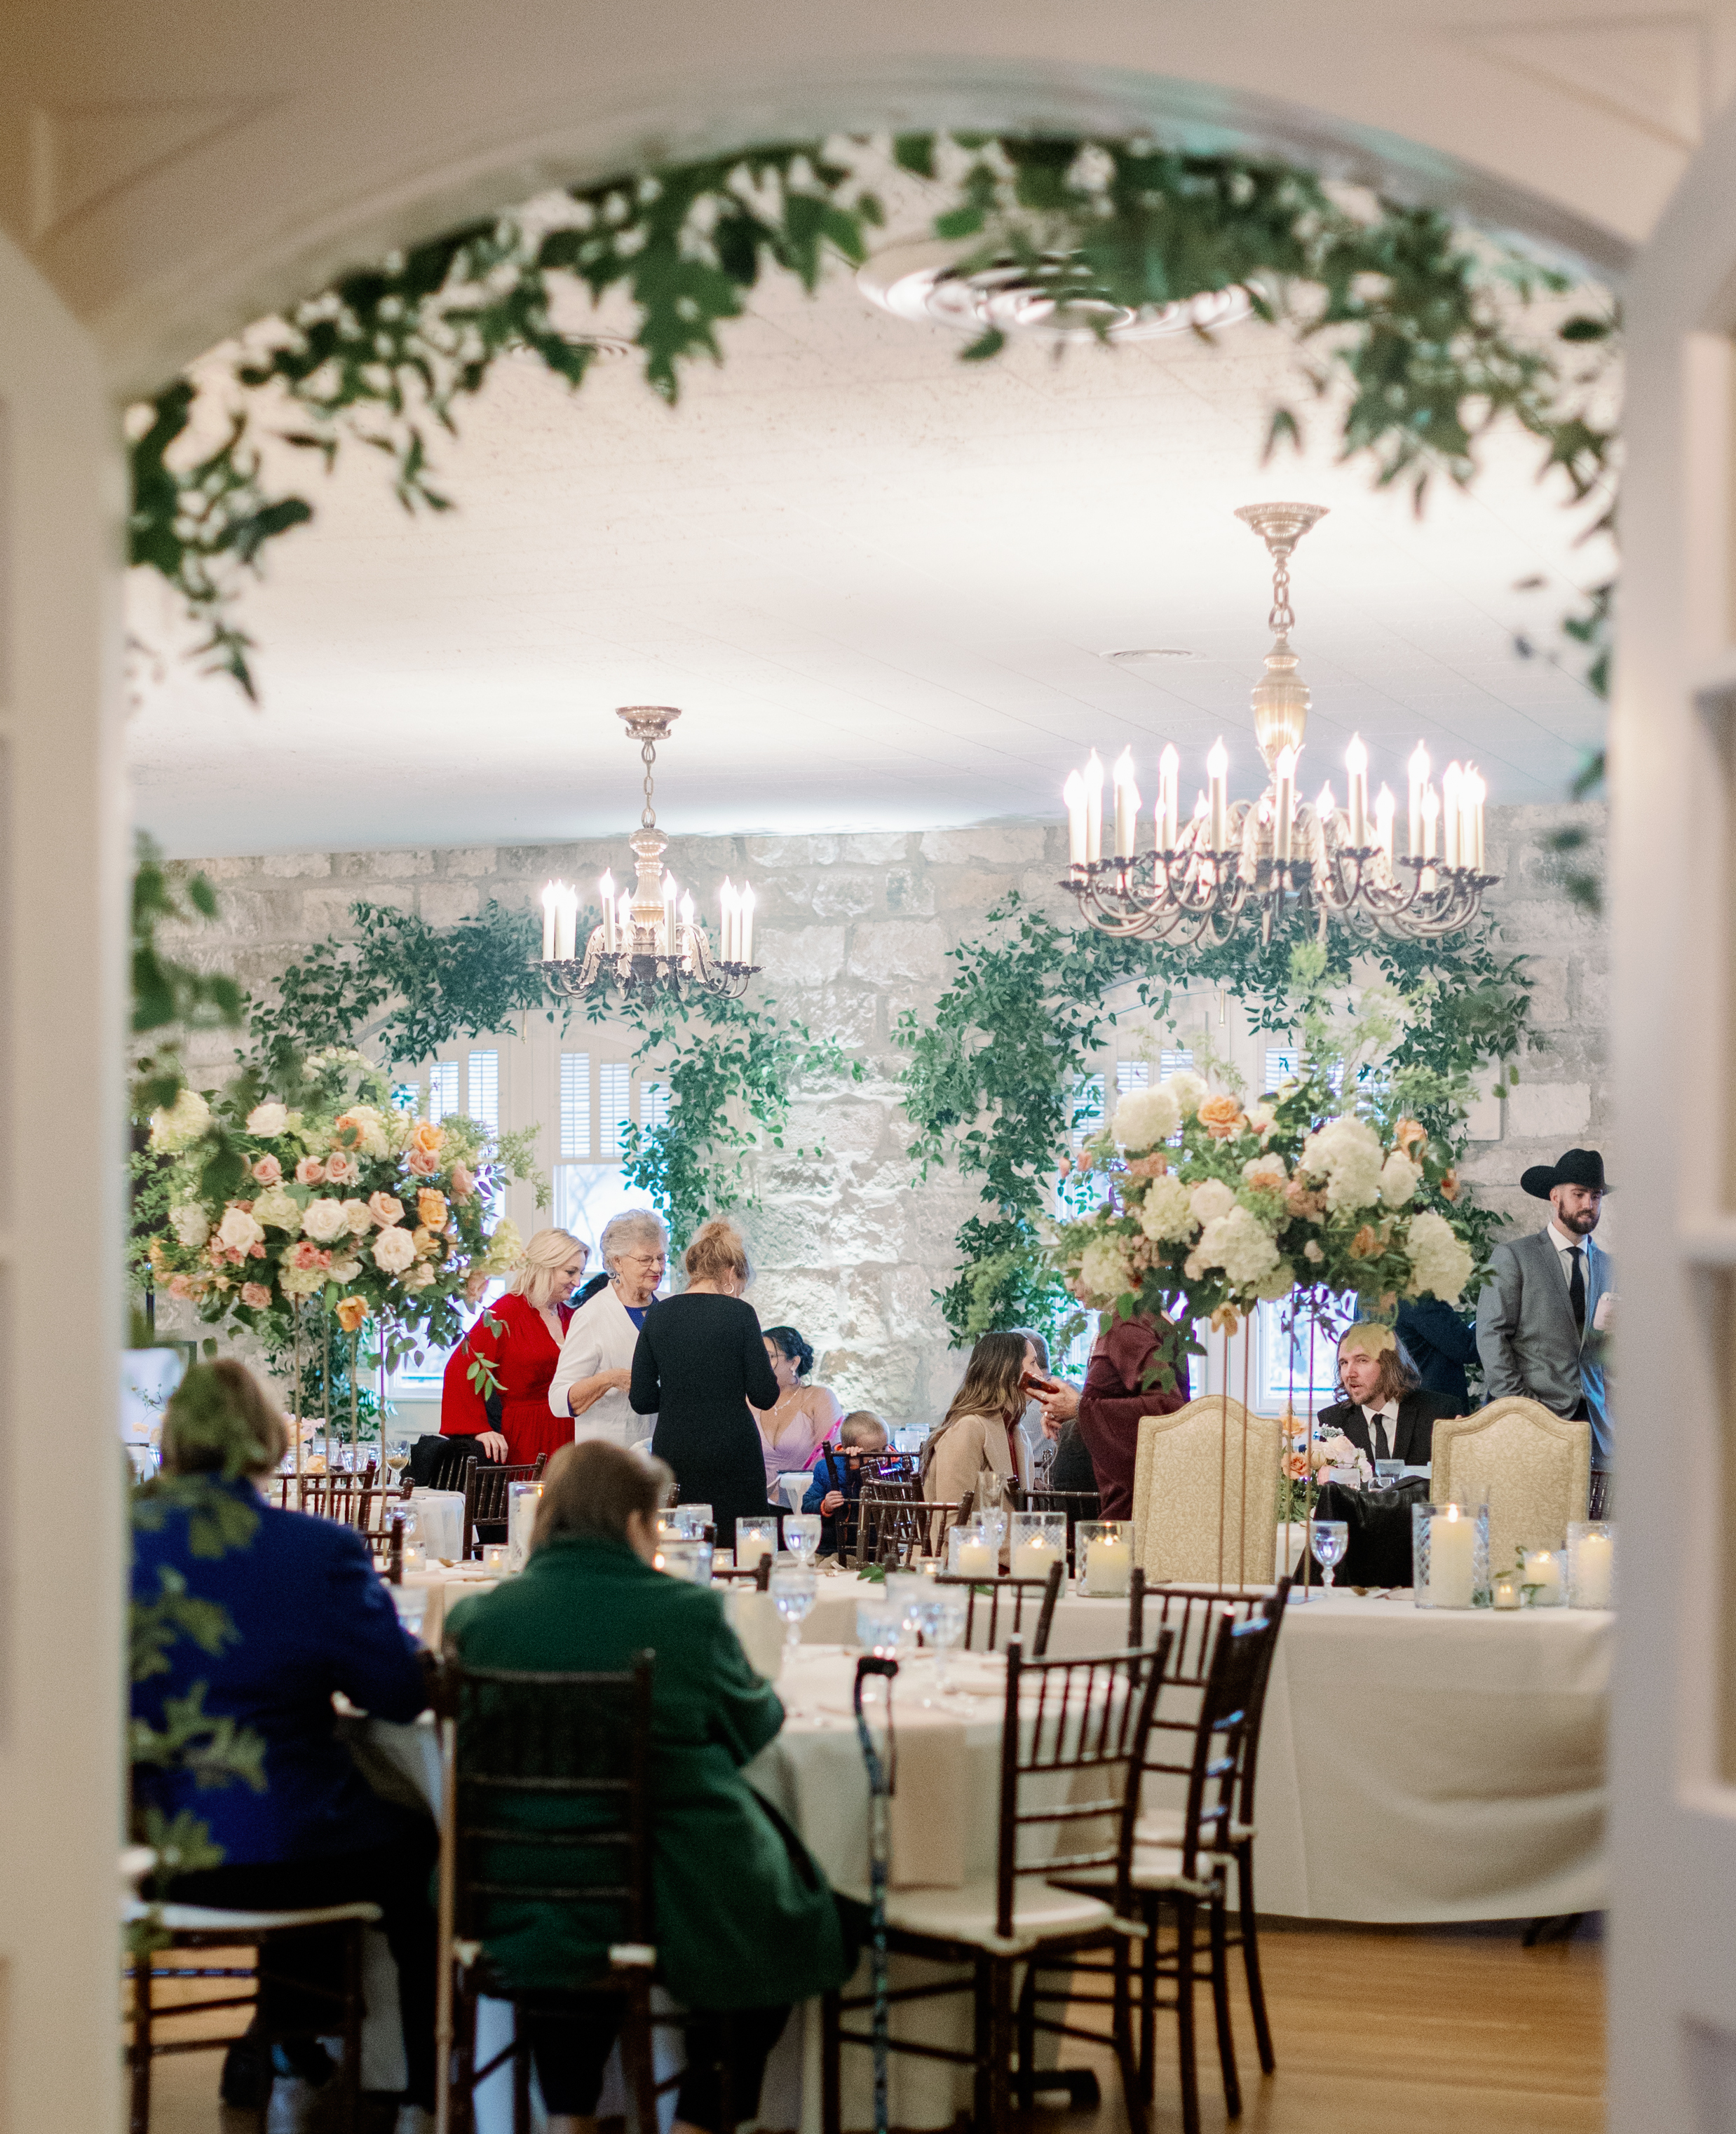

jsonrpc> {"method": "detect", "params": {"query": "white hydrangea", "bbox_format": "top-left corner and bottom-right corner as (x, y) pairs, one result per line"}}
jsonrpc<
(1379, 1150), (1422, 1207)
(278, 1262), (325, 1298)
(1168, 1071), (1209, 1118)
(149, 1087), (211, 1153)
(1078, 1235), (1137, 1305)
(251, 1185), (302, 1235)
(372, 1225), (418, 1275)
(1138, 1174), (1197, 1243)
(245, 1101), (290, 1136)
(1190, 1205), (1282, 1289)
(1252, 1257), (1296, 1302)
(1300, 1115), (1385, 1212)
(169, 1203), (210, 1249)
(1404, 1209), (1474, 1305)
(1113, 1083), (1181, 1150)
(1188, 1178), (1237, 1226)
(301, 1198), (351, 1244)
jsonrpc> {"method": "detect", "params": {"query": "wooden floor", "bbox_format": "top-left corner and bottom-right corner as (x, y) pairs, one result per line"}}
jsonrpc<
(134, 1918), (1606, 2133)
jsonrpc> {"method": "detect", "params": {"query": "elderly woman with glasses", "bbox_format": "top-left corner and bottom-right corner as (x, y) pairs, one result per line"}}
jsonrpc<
(549, 1209), (669, 1449)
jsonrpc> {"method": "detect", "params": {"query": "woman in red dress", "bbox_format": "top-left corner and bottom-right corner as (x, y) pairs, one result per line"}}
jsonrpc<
(440, 1228), (590, 1467)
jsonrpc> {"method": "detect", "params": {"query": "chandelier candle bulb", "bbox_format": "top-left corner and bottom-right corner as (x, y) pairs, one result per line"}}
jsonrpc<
(1466, 769), (1486, 871)
(663, 874), (679, 956)
(1345, 735), (1369, 847)
(1159, 744), (1179, 850)
(554, 887), (578, 963)
(599, 871), (617, 954)
(739, 885), (756, 967)
(1375, 785), (1396, 865)
(1316, 780), (1335, 829)
(617, 892), (632, 951)
(1112, 749), (1139, 859)
(1420, 784), (1440, 864)
(719, 880), (738, 964)
(541, 883), (561, 962)
(1063, 770), (1087, 869)
(679, 891), (695, 965)
(1442, 762), (1463, 869)
(1407, 744), (1430, 859)
(1207, 739), (1229, 850)
(1084, 751), (1105, 865)
(1273, 746), (1296, 863)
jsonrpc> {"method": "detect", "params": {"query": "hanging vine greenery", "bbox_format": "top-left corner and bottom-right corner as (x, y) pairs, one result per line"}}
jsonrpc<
(895, 890), (1535, 1348)
(128, 132), (1616, 699)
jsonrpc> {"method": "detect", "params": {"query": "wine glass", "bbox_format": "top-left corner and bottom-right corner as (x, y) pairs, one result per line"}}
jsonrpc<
(782, 1513), (822, 1568)
(1310, 1521), (1350, 1594)
(770, 1565), (818, 1673)
(912, 1586), (970, 1704)
(385, 1439), (411, 1481)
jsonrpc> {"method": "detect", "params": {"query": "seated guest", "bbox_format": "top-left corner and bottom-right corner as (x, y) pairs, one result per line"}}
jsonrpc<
(1315, 1323), (1460, 1467)
(1395, 1296), (1479, 1408)
(802, 1409), (890, 1555)
(753, 1323), (844, 1491)
(1046, 1417), (1100, 1495)
(441, 1226), (590, 1465)
(445, 1441), (856, 2134)
(921, 1333), (1033, 1507)
(1008, 1326), (1052, 1464)
(132, 1361), (436, 2130)
(1035, 1306), (1188, 1520)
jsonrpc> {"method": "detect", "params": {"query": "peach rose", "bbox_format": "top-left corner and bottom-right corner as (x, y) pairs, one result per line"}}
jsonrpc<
(449, 1163), (476, 1203)
(1285, 1179), (1328, 1220)
(1209, 1303), (1241, 1336)
(1439, 1169), (1461, 1202)
(294, 1156), (326, 1185)
(416, 1189), (448, 1230)
(1198, 1094), (1245, 1141)
(168, 1273), (196, 1300)
(323, 1151), (358, 1185)
(250, 1155), (283, 1185)
(1393, 1118), (1428, 1156)
(1350, 1224), (1380, 1258)
(334, 1296), (369, 1333)
(412, 1120), (445, 1153)
(1125, 1153), (1169, 1178)
(407, 1148), (438, 1176)
(241, 1282), (272, 1309)
(367, 1192), (404, 1228)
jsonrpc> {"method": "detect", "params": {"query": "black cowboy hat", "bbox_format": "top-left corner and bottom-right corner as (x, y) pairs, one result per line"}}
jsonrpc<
(1520, 1147), (1612, 1199)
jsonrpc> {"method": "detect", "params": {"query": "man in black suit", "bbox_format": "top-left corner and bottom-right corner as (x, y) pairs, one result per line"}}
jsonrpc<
(1315, 1322), (1460, 1467)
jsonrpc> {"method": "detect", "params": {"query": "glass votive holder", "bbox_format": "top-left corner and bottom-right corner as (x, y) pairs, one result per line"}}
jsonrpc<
(1567, 1521), (1614, 1610)
(1009, 1511), (1068, 1583)
(390, 1583), (429, 1636)
(507, 1481), (543, 1572)
(674, 1503), (713, 1537)
(1522, 1545), (1567, 1607)
(1491, 1570), (1522, 1610)
(399, 1541), (427, 1574)
(653, 1538), (714, 1584)
(481, 1544), (509, 1574)
(855, 1597), (904, 1658)
(948, 1521), (999, 1579)
(1076, 1520), (1134, 1597)
(735, 1517), (778, 1570)
(1410, 1500), (1489, 1608)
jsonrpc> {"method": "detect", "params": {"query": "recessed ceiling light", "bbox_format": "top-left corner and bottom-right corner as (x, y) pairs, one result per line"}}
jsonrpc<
(1103, 648), (1200, 662)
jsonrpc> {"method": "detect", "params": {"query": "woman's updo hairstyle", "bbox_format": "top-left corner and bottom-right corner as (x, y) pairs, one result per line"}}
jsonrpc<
(684, 1216), (752, 1287)
(764, 1325), (814, 1378)
(161, 1360), (288, 1480)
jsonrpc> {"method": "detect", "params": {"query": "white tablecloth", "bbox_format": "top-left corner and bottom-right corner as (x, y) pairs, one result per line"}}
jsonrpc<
(801, 1575), (1611, 1924)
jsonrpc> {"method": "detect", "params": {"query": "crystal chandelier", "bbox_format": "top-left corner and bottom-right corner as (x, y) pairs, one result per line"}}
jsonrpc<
(1061, 503), (1496, 946)
(538, 707), (759, 1004)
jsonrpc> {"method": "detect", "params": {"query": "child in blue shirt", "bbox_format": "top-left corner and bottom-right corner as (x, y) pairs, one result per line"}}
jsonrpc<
(801, 1410), (890, 1556)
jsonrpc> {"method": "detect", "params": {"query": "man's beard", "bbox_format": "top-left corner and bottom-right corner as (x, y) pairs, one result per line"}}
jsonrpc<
(1557, 1204), (1599, 1235)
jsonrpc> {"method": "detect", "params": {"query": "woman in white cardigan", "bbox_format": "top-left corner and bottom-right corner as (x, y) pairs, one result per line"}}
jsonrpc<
(548, 1210), (668, 1448)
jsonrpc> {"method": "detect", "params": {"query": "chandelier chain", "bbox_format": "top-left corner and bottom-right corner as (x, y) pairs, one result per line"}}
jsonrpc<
(642, 740), (658, 830)
(1268, 553), (1294, 637)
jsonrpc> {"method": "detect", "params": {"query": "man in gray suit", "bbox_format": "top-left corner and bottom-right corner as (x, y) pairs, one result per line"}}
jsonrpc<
(1475, 1147), (1613, 1472)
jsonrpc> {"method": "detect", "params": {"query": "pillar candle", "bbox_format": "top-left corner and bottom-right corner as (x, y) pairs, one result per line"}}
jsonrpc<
(1084, 751), (1104, 865)
(956, 1536), (996, 1578)
(739, 884), (756, 967)
(1159, 745), (1179, 851)
(736, 1531), (772, 1572)
(1085, 1534), (1132, 1596)
(1524, 1548), (1565, 1605)
(1572, 1532), (1613, 1609)
(1207, 740), (1229, 851)
(1407, 744), (1430, 859)
(1112, 749), (1139, 859)
(599, 871), (616, 953)
(1428, 1509), (1474, 1606)
(1064, 770), (1087, 866)
(1012, 1535), (1058, 1582)
(541, 883), (560, 960)
(1345, 735), (1369, 848)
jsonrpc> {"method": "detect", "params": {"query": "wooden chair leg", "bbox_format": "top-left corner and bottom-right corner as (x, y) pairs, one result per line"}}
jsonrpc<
(987, 1959), (1015, 2134)
(1209, 1896), (1241, 2119)
(1110, 1936), (1148, 2134)
(341, 1923), (365, 2134)
(1139, 1896), (1159, 2096)
(820, 1990), (843, 2134)
(511, 2003), (532, 2134)
(625, 1978), (658, 2134)
(1174, 1896), (1201, 2134)
(1016, 1962), (1037, 2114)
(452, 1970), (479, 2134)
(1235, 1842), (1275, 2076)
(972, 1954), (993, 2134)
(128, 1952), (153, 2134)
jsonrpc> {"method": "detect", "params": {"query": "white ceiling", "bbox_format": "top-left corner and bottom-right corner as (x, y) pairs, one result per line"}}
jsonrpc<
(128, 212), (1615, 856)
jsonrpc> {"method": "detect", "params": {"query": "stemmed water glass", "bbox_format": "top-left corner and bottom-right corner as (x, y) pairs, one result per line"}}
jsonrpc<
(770, 1565), (818, 1684)
(1310, 1520), (1350, 1595)
(910, 1586), (970, 1706)
(782, 1514), (822, 1568)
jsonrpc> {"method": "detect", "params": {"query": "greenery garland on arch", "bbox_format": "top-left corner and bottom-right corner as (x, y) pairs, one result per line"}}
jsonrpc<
(895, 892), (1535, 1351)
(128, 132), (1615, 700)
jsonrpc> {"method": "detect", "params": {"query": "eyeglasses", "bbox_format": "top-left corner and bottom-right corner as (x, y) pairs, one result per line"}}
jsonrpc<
(617, 1253), (665, 1268)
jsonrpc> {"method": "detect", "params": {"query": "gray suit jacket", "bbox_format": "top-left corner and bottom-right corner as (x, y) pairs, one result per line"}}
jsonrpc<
(1474, 1228), (1611, 1466)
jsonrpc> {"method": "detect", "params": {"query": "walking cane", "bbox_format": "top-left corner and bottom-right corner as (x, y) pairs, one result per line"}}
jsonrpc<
(434, 1664), (456, 2134)
(852, 1654), (899, 2134)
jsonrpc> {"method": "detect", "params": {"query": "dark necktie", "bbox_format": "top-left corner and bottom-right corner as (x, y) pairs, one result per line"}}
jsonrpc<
(1367, 1410), (1390, 1462)
(1568, 1247), (1586, 1333)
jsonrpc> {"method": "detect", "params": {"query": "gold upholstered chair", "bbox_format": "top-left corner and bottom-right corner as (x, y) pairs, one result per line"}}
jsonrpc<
(1130, 1398), (1284, 1586)
(1430, 1398), (1592, 1570)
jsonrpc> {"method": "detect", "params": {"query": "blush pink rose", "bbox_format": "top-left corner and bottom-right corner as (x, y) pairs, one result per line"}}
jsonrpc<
(241, 1282), (271, 1308)
(407, 1148), (438, 1177)
(323, 1151), (358, 1185)
(449, 1163), (475, 1202)
(295, 1156), (326, 1185)
(288, 1239), (332, 1272)
(367, 1191), (404, 1228)
(168, 1274), (196, 1299)
(250, 1155), (282, 1185)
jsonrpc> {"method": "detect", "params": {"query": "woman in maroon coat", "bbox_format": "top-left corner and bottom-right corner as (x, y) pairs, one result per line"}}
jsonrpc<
(1034, 1310), (1188, 1518)
(440, 1228), (590, 1467)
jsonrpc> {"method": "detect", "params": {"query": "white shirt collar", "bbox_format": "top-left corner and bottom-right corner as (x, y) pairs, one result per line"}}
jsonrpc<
(1547, 1221), (1587, 1256)
(1364, 1397), (1399, 1423)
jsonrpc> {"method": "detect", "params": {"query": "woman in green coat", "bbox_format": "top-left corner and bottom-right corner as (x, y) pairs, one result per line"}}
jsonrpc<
(445, 1439), (855, 2134)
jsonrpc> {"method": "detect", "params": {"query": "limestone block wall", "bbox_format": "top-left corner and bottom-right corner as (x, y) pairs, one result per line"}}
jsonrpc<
(168, 801), (1607, 1420)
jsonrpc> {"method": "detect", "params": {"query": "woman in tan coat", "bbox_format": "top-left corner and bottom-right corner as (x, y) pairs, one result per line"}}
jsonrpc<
(921, 1331), (1035, 1510)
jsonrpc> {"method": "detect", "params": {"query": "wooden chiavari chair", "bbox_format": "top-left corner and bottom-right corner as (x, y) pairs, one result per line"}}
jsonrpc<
(934, 1558), (1064, 1654)
(863, 1489), (975, 1569)
(463, 1455), (546, 1557)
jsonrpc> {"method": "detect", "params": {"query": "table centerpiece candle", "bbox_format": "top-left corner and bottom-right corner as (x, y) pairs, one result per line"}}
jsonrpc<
(1524, 1547), (1566, 1606)
(1567, 1522), (1614, 1609)
(1411, 1500), (1488, 1608)
(1010, 1510), (1067, 1582)
(1491, 1570), (1521, 1610)
(1078, 1520), (1133, 1597)
(953, 1524), (996, 1579)
(735, 1518), (777, 1571)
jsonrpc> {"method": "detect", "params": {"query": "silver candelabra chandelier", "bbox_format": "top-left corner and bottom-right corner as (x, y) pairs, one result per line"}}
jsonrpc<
(1062, 503), (1496, 946)
(537, 707), (759, 1005)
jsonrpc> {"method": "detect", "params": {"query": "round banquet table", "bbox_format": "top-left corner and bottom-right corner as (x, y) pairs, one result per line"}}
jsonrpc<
(801, 1573), (1611, 1924)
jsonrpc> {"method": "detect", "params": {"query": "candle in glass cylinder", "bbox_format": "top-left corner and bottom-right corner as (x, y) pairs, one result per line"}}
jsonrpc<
(956, 1534), (996, 1578)
(735, 1525), (774, 1572)
(1012, 1535), (1059, 1582)
(1085, 1531), (1132, 1596)
(1491, 1571), (1521, 1610)
(1428, 1507), (1475, 1607)
(1524, 1547), (1566, 1605)
(1571, 1530), (1613, 1609)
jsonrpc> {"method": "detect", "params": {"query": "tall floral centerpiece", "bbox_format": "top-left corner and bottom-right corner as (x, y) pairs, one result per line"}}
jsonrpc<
(145, 1049), (529, 1458)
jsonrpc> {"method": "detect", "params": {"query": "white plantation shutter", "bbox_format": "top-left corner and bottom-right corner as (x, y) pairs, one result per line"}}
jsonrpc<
(466, 1049), (499, 1134)
(601, 1062), (632, 1155)
(427, 1060), (459, 1117)
(560, 1050), (591, 1157)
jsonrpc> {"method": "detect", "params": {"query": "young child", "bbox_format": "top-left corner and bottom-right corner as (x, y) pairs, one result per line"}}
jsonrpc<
(801, 1409), (890, 1557)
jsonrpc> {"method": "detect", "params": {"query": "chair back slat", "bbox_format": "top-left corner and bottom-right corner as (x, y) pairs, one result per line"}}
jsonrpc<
(274, 1467), (379, 1527)
(422, 1445), (479, 1497)
(935, 1560), (1064, 1654)
(464, 1457), (547, 1555)
(994, 1631), (1174, 1939)
(865, 1489), (973, 1568)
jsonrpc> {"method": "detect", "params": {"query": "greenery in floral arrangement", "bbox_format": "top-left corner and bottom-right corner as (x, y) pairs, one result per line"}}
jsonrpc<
(128, 135), (1615, 701)
(141, 1047), (534, 1378)
(896, 893), (1531, 1348)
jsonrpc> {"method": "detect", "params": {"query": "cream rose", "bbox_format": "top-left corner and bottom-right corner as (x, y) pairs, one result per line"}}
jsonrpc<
(340, 1198), (374, 1237)
(327, 1256), (362, 1284)
(367, 1190), (405, 1228)
(245, 1101), (290, 1136)
(372, 1225), (418, 1275)
(301, 1198), (350, 1245)
(216, 1206), (264, 1253)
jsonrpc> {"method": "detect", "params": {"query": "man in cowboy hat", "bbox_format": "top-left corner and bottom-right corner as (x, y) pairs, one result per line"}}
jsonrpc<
(1475, 1148), (1613, 1472)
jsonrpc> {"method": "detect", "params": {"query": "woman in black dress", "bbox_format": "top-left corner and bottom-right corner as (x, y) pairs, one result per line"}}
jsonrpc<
(632, 1216), (782, 1551)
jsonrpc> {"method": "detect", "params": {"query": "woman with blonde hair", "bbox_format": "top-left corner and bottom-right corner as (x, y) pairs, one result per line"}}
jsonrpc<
(630, 1217), (782, 1549)
(440, 1226), (590, 1466)
(921, 1331), (1036, 1510)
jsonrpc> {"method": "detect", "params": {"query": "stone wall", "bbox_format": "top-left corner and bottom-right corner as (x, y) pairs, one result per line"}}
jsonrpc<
(169, 800), (1607, 1420)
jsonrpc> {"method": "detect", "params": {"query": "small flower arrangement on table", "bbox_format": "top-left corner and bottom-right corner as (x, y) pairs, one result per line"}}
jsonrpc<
(144, 1049), (531, 1415)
